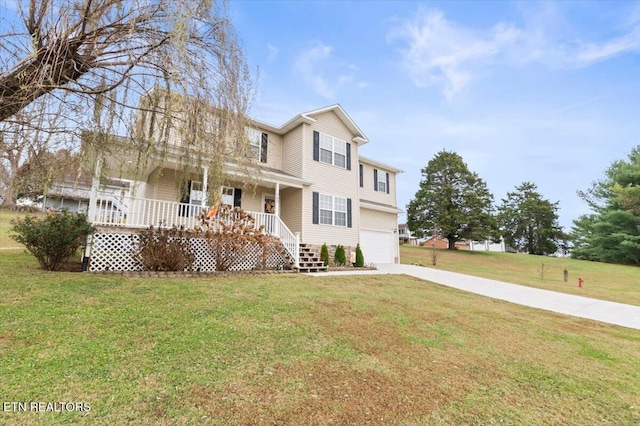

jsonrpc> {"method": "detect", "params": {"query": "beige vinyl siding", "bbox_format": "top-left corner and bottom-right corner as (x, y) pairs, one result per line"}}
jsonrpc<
(235, 186), (262, 212)
(302, 111), (362, 247)
(146, 168), (180, 201)
(280, 187), (302, 234)
(359, 162), (398, 206)
(282, 125), (303, 178)
(360, 208), (397, 232)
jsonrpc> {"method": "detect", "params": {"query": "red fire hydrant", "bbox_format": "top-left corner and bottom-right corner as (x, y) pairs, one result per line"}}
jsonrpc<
(578, 277), (583, 288)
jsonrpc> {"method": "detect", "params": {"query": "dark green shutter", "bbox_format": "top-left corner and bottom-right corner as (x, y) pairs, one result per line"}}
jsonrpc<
(346, 143), (351, 170)
(312, 192), (319, 224)
(359, 164), (363, 187)
(233, 188), (242, 207)
(374, 169), (378, 191)
(260, 133), (268, 163)
(386, 172), (390, 194)
(347, 198), (352, 228)
(313, 131), (320, 161)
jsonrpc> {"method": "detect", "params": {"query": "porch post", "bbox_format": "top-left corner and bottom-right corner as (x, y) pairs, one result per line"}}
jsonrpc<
(202, 166), (209, 207)
(275, 181), (280, 217)
(87, 155), (103, 224)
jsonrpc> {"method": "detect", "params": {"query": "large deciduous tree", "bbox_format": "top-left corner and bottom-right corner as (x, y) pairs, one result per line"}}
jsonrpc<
(407, 150), (496, 250)
(571, 146), (640, 264)
(498, 182), (565, 255)
(0, 0), (254, 206)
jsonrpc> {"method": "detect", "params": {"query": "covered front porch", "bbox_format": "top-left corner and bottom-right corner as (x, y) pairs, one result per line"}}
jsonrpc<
(87, 161), (307, 270)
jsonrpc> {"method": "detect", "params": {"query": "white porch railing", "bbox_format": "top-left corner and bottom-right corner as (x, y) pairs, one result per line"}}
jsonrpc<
(247, 212), (299, 268)
(90, 193), (299, 267)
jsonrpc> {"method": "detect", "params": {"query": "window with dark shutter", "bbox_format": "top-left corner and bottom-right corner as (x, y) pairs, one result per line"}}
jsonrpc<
(374, 169), (387, 193)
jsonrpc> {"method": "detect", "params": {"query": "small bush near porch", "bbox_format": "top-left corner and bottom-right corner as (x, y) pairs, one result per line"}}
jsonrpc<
(10, 210), (94, 271)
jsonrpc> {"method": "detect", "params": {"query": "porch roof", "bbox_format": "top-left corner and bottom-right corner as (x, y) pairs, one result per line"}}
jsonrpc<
(82, 132), (310, 189)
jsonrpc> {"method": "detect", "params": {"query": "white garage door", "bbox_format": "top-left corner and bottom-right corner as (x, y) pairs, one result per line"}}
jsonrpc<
(360, 229), (394, 264)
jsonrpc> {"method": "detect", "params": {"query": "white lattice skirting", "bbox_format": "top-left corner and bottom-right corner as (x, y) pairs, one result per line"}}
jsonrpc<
(88, 232), (290, 272)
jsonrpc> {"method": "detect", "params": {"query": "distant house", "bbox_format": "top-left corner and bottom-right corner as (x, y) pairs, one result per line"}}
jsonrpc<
(43, 177), (130, 215)
(422, 237), (469, 250)
(398, 224), (418, 245)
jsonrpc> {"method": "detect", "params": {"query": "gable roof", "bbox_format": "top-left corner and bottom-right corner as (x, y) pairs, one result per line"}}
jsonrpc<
(251, 104), (369, 145)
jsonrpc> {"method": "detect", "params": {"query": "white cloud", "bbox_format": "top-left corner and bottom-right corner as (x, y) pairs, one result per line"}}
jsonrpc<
(389, 5), (640, 100)
(293, 41), (363, 99)
(574, 27), (640, 65)
(388, 9), (520, 101)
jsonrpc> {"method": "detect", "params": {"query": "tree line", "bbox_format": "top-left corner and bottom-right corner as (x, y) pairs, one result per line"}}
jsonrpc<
(407, 148), (640, 265)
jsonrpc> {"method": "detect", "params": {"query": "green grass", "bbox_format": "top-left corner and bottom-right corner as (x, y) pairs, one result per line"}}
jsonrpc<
(1, 250), (640, 424)
(401, 244), (640, 306)
(0, 209), (27, 249)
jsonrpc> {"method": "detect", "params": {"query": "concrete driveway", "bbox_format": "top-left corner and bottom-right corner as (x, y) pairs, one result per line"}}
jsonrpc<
(310, 263), (640, 330)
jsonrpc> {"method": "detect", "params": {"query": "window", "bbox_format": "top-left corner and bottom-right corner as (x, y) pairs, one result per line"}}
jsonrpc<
(374, 169), (389, 193)
(377, 171), (387, 193)
(220, 187), (234, 206)
(319, 194), (347, 226)
(246, 128), (261, 160)
(334, 197), (347, 226)
(318, 132), (347, 168)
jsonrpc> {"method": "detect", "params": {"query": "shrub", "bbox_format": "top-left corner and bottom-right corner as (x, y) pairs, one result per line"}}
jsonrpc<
(354, 243), (364, 267)
(11, 210), (94, 271)
(134, 226), (195, 271)
(320, 243), (329, 266)
(334, 244), (346, 266)
(194, 206), (282, 271)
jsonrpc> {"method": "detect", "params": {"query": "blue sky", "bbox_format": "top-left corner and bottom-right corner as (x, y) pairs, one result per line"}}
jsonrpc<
(230, 0), (640, 229)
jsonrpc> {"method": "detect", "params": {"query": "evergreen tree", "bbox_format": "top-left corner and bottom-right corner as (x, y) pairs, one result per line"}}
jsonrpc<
(354, 243), (364, 267)
(334, 245), (346, 266)
(320, 243), (330, 266)
(498, 182), (565, 255)
(571, 146), (640, 264)
(407, 150), (496, 249)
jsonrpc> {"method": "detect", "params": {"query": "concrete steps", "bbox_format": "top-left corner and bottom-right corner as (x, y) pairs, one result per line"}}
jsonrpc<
(295, 243), (328, 273)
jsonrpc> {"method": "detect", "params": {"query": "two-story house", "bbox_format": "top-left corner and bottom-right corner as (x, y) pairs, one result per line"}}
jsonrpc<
(84, 104), (402, 271)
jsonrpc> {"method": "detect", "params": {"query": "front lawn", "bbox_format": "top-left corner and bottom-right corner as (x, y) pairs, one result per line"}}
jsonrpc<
(401, 244), (640, 306)
(1, 250), (639, 425)
(0, 209), (29, 249)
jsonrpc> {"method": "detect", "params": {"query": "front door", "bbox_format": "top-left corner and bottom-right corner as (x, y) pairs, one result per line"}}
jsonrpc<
(264, 196), (275, 214)
(179, 180), (203, 217)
